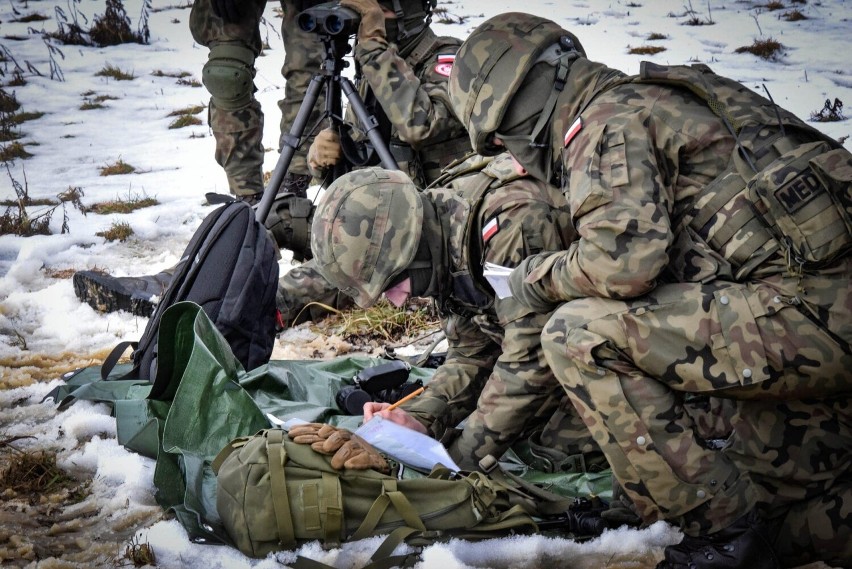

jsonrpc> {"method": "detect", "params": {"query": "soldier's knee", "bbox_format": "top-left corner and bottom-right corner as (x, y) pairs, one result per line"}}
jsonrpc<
(203, 42), (256, 110)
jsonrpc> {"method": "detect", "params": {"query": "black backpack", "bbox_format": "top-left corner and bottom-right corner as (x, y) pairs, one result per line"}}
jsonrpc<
(102, 200), (279, 384)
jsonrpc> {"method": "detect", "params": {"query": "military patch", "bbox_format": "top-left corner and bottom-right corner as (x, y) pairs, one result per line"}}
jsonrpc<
(435, 54), (455, 77)
(482, 216), (499, 243)
(563, 116), (583, 147)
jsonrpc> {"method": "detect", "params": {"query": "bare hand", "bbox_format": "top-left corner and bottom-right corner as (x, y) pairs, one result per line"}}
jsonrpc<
(363, 402), (428, 434)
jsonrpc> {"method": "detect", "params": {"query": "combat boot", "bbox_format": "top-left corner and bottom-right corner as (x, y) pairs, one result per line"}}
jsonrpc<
(73, 270), (172, 317)
(279, 172), (311, 199)
(657, 509), (779, 569)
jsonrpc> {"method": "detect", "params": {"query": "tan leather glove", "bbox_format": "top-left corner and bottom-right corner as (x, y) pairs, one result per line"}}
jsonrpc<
(307, 128), (341, 171)
(313, 427), (353, 454)
(331, 434), (389, 473)
(340, 0), (386, 42)
(288, 423), (338, 445)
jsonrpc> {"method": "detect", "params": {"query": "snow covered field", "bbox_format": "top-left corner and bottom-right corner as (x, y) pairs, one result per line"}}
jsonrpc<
(1, 0), (850, 567)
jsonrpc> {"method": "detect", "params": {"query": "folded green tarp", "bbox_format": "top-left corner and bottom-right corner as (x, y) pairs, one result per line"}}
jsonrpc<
(55, 301), (612, 545)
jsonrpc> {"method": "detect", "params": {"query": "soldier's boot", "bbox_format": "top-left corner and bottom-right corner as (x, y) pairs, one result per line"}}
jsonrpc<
(657, 509), (779, 569)
(279, 172), (311, 199)
(73, 270), (172, 317)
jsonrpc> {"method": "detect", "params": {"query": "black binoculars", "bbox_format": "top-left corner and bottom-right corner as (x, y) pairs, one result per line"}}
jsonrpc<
(297, 2), (360, 37)
(336, 360), (424, 415)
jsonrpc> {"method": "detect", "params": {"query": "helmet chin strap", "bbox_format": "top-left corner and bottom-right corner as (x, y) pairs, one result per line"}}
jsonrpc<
(389, 0), (432, 42)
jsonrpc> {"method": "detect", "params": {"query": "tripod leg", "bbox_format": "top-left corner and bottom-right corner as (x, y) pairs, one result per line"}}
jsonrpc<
(340, 77), (399, 171)
(256, 73), (327, 224)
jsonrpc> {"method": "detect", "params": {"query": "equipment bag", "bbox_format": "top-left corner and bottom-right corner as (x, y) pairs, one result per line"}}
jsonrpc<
(632, 62), (852, 275)
(102, 200), (279, 384)
(212, 428), (542, 562)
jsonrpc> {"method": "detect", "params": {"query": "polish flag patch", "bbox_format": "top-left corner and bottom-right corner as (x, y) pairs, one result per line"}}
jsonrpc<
(563, 116), (583, 147)
(482, 217), (500, 243)
(435, 54), (455, 77)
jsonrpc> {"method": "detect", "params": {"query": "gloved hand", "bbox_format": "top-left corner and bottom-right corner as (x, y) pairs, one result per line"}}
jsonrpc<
(307, 128), (341, 171)
(507, 254), (559, 313)
(600, 482), (643, 528)
(211, 0), (246, 23)
(340, 0), (386, 42)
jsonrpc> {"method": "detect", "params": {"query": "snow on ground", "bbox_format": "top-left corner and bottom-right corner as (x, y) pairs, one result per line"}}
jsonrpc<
(0, 0), (850, 567)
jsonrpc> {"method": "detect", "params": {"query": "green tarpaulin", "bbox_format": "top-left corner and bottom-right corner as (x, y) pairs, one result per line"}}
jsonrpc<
(55, 301), (612, 546)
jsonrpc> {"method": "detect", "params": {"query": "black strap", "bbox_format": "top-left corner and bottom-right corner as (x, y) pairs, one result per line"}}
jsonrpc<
(100, 340), (138, 380)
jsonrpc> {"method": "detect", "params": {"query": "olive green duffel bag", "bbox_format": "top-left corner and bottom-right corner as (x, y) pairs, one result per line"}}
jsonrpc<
(212, 428), (541, 563)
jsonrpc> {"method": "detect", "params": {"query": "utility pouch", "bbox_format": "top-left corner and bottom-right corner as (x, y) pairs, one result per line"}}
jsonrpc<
(746, 140), (852, 269)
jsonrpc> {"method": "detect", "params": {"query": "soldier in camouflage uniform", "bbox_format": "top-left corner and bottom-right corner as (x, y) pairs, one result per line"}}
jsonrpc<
(271, 0), (471, 324)
(189, 0), (324, 200)
(446, 12), (852, 569)
(308, 160), (603, 473)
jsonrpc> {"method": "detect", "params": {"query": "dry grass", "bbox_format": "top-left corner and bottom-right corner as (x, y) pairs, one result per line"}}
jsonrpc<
(13, 12), (49, 22)
(7, 111), (45, 125)
(761, 1), (785, 10)
(117, 535), (156, 567)
(628, 45), (667, 55)
(99, 158), (136, 176)
(646, 32), (668, 40)
(0, 438), (81, 496)
(304, 299), (440, 347)
(168, 115), (202, 129)
(86, 195), (158, 214)
(735, 37), (783, 60)
(96, 221), (134, 241)
(0, 141), (33, 161)
(782, 9), (807, 21)
(810, 98), (845, 122)
(152, 69), (191, 79)
(95, 64), (135, 81)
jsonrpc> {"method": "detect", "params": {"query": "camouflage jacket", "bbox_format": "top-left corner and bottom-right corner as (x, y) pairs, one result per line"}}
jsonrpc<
(520, 58), (795, 307)
(401, 153), (576, 468)
(345, 28), (471, 185)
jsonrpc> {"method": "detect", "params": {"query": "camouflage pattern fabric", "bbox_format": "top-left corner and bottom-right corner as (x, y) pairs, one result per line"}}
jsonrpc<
(319, 28), (470, 187)
(310, 157), (598, 472)
(190, 0), (267, 196)
(277, 28), (470, 320)
(448, 14), (852, 562)
(278, 0), (326, 178)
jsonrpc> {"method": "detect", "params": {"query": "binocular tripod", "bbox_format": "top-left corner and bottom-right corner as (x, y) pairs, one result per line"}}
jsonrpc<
(255, 32), (399, 223)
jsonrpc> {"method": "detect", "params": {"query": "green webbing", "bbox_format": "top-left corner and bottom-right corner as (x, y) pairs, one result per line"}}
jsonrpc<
(322, 471), (343, 546)
(351, 493), (392, 541)
(266, 430), (297, 550)
(383, 480), (428, 532)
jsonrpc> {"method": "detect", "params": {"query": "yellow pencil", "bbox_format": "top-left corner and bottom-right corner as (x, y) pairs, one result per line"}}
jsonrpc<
(384, 386), (425, 412)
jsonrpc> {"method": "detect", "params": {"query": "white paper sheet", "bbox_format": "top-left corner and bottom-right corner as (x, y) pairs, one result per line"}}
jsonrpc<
(483, 261), (514, 299)
(355, 416), (462, 473)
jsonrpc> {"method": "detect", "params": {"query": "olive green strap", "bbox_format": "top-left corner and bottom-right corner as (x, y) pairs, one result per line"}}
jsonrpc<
(350, 479), (427, 542)
(266, 430), (297, 550)
(362, 526), (421, 569)
(322, 471), (343, 546)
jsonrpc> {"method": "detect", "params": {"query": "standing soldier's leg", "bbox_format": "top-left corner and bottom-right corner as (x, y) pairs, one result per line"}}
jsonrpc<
(278, 0), (327, 197)
(190, 0), (267, 199)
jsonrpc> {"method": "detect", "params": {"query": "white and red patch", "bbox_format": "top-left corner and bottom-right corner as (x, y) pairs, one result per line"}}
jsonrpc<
(435, 54), (455, 77)
(482, 217), (500, 243)
(563, 116), (583, 147)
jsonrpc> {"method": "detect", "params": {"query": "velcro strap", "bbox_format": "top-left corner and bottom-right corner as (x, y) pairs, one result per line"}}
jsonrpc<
(266, 430), (297, 550)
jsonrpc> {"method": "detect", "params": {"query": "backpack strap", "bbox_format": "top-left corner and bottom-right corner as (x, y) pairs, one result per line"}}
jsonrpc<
(100, 340), (139, 380)
(350, 479), (428, 542)
(266, 429), (298, 550)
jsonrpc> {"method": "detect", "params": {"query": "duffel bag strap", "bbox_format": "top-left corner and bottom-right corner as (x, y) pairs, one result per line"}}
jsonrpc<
(266, 429), (297, 550)
(350, 479), (427, 541)
(321, 471), (343, 546)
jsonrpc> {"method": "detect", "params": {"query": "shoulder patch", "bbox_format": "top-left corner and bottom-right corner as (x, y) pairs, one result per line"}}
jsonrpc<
(435, 54), (455, 77)
(563, 116), (583, 147)
(482, 216), (500, 244)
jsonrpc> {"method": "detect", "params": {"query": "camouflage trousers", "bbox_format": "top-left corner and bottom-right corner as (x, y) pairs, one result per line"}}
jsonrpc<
(189, 0), (325, 195)
(278, 0), (326, 177)
(541, 259), (852, 537)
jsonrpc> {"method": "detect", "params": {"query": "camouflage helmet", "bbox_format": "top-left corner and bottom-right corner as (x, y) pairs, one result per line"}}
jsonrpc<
(448, 13), (585, 154)
(311, 167), (423, 308)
